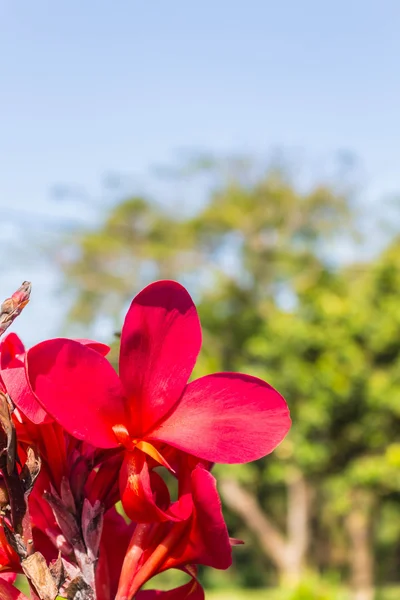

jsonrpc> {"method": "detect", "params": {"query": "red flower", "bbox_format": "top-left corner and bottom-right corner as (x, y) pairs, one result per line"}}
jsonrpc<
(26, 281), (291, 520)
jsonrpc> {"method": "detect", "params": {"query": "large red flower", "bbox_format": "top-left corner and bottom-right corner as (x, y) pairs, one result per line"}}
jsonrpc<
(26, 281), (291, 519)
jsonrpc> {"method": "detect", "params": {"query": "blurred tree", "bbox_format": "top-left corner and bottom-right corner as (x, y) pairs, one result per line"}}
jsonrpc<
(59, 159), (400, 597)
(232, 242), (400, 599)
(60, 162), (353, 335)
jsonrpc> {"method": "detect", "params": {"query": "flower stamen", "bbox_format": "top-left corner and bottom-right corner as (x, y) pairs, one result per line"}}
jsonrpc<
(112, 425), (175, 473)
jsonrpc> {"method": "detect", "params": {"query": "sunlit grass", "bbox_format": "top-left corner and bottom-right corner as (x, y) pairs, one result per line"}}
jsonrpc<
(207, 588), (400, 600)
(207, 591), (282, 600)
(14, 577), (400, 599)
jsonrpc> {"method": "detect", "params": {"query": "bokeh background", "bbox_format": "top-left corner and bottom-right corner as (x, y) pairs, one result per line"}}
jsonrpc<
(2, 2), (400, 599)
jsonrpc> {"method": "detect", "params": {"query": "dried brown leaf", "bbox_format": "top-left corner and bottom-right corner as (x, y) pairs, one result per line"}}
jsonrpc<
(0, 282), (32, 337)
(0, 391), (16, 475)
(20, 447), (41, 495)
(22, 551), (58, 600)
(66, 576), (94, 600)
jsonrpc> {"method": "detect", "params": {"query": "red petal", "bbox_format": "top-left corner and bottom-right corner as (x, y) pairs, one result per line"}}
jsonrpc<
(85, 452), (123, 510)
(0, 524), (20, 574)
(188, 468), (231, 569)
(162, 467), (231, 571)
(119, 281), (201, 435)
(0, 574), (16, 583)
(119, 451), (184, 523)
(150, 373), (291, 463)
(76, 339), (111, 357)
(0, 337), (109, 425)
(0, 579), (29, 600)
(137, 577), (204, 599)
(96, 508), (134, 600)
(0, 333), (25, 366)
(1, 365), (51, 424)
(0, 333), (50, 424)
(18, 421), (68, 489)
(26, 339), (127, 448)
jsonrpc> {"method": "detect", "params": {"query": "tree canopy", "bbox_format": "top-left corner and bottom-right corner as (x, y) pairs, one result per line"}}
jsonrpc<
(58, 161), (400, 598)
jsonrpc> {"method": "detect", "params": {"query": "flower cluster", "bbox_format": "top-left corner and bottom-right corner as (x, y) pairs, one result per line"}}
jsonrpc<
(0, 280), (291, 600)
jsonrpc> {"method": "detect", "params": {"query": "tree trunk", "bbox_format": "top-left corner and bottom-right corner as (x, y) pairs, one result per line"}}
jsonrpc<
(284, 471), (310, 587)
(345, 491), (374, 600)
(219, 471), (311, 587)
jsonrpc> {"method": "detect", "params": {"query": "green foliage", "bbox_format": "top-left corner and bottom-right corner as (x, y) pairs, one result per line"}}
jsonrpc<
(62, 164), (352, 333)
(286, 575), (343, 600)
(59, 159), (400, 590)
(206, 585), (400, 600)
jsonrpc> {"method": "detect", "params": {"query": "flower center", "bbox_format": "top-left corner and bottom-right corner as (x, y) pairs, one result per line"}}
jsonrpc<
(112, 424), (174, 472)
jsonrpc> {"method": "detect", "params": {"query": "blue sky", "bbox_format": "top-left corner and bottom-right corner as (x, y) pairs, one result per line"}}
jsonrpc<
(1, 1), (399, 344)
